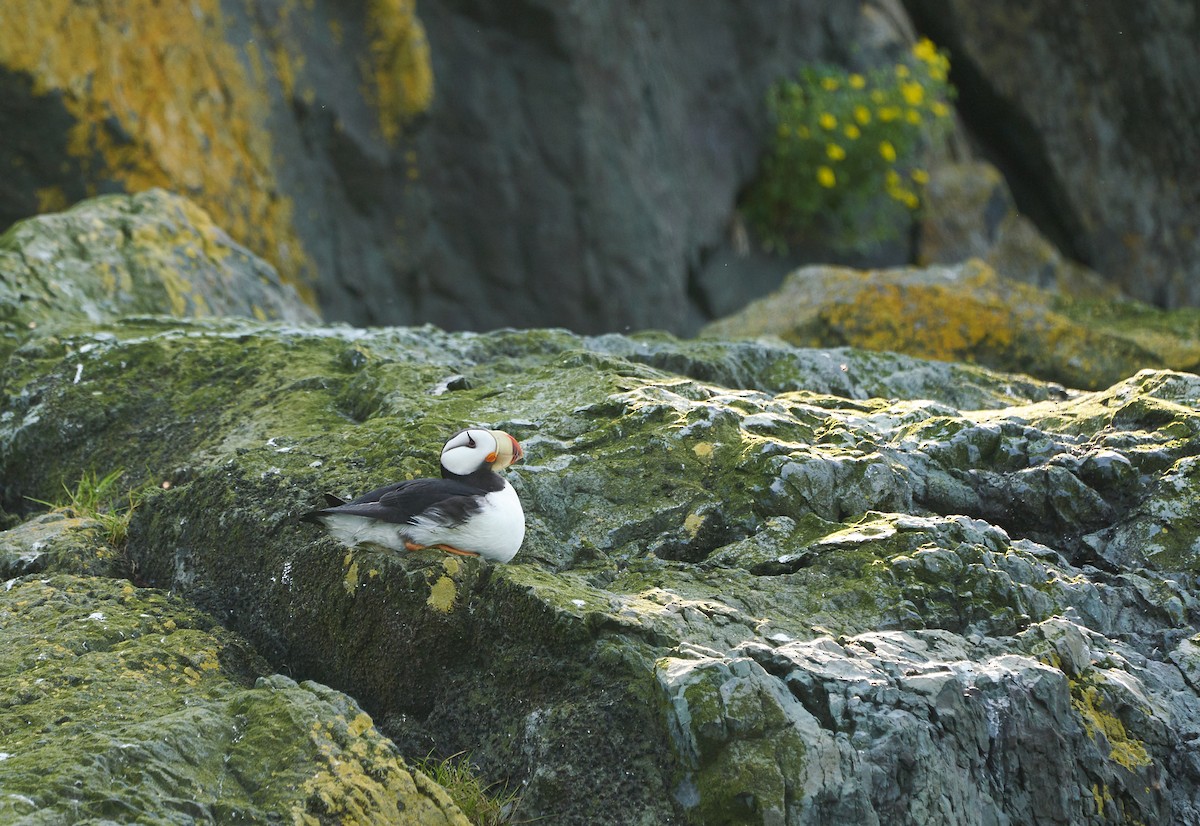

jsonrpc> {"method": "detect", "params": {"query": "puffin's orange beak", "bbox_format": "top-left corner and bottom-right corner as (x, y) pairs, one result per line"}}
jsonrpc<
(488, 430), (523, 470)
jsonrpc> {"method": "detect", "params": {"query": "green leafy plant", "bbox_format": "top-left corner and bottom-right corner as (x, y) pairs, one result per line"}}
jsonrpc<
(744, 37), (956, 252)
(26, 468), (144, 548)
(414, 751), (522, 826)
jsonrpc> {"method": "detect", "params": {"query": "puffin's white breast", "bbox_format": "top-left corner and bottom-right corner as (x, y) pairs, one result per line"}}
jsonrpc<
(409, 481), (526, 563)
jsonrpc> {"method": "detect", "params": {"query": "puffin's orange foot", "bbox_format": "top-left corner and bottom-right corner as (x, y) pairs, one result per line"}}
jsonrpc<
(405, 541), (426, 552)
(435, 544), (480, 558)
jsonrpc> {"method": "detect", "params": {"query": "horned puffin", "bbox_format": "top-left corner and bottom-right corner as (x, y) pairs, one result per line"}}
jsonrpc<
(301, 428), (526, 563)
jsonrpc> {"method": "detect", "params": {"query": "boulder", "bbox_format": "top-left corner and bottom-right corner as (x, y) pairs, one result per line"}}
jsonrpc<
(0, 512), (122, 579)
(702, 258), (1200, 390)
(4, 195), (1200, 823)
(0, 189), (317, 358)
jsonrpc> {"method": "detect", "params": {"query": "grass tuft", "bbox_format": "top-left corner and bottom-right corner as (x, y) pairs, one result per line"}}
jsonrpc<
(413, 751), (523, 826)
(26, 468), (146, 548)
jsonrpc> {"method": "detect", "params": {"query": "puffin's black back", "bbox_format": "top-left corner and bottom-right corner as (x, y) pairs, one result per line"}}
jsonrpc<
(301, 470), (506, 527)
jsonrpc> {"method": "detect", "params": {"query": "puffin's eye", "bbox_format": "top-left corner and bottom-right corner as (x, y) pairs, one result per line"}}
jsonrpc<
(466, 434), (476, 448)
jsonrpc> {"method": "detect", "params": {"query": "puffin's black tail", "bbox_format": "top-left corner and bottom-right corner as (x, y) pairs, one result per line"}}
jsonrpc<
(300, 494), (348, 524)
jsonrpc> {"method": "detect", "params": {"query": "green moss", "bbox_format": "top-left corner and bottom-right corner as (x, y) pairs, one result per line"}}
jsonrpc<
(4, 310), (1197, 821)
(0, 575), (468, 824)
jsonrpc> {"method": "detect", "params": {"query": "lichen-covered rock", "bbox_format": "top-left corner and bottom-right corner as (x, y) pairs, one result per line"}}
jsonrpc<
(702, 258), (1200, 389)
(0, 511), (123, 579)
(0, 0), (431, 296)
(0, 189), (317, 358)
(0, 575), (468, 825)
(3, 309), (1200, 823)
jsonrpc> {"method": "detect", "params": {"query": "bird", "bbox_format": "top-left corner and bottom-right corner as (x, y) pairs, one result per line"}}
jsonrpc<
(301, 428), (526, 563)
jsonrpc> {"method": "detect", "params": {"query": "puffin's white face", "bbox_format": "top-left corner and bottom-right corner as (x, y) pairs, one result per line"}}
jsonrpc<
(440, 428), (523, 476)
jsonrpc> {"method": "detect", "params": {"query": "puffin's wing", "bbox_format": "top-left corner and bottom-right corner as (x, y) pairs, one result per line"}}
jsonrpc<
(303, 478), (484, 526)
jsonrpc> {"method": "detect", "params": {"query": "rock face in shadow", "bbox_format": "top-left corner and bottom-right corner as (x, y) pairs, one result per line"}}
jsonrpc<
(3, 2), (1197, 336)
(904, 0), (1200, 308)
(0, 0), (878, 333)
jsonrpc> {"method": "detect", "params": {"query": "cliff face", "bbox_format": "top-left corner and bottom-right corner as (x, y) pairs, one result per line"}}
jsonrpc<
(3, 195), (1200, 824)
(2, 2), (1194, 333)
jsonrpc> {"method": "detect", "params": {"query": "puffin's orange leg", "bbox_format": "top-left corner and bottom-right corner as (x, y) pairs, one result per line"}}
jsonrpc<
(435, 544), (480, 558)
(404, 540), (479, 558)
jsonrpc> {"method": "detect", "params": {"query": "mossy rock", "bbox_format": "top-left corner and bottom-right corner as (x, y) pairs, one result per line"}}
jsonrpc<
(0, 575), (467, 825)
(0, 511), (125, 578)
(703, 258), (1200, 390)
(0, 189), (317, 360)
(4, 313), (1200, 821)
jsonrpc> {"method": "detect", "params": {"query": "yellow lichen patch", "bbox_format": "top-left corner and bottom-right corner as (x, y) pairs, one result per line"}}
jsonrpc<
(426, 575), (457, 613)
(1091, 782), (1115, 817)
(348, 712), (374, 738)
(0, 0), (315, 297)
(1070, 680), (1153, 771)
(683, 512), (706, 539)
(821, 281), (1018, 364)
(343, 553), (361, 596)
(363, 0), (434, 144)
(35, 185), (69, 213)
(692, 442), (714, 460)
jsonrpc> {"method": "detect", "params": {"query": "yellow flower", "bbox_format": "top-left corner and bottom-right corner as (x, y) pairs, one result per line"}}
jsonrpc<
(886, 169), (902, 188)
(870, 89), (887, 104)
(879, 106), (901, 122)
(821, 76), (840, 91)
(906, 108), (923, 124)
(853, 105), (872, 125)
(826, 143), (846, 161)
(930, 101), (951, 119)
(913, 38), (938, 65)
(849, 73), (866, 89)
(900, 80), (925, 106)
(816, 166), (837, 188)
(895, 64), (911, 79)
(818, 112), (837, 130)
(911, 168), (930, 185)
(843, 124), (861, 140)
(879, 141), (897, 163)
